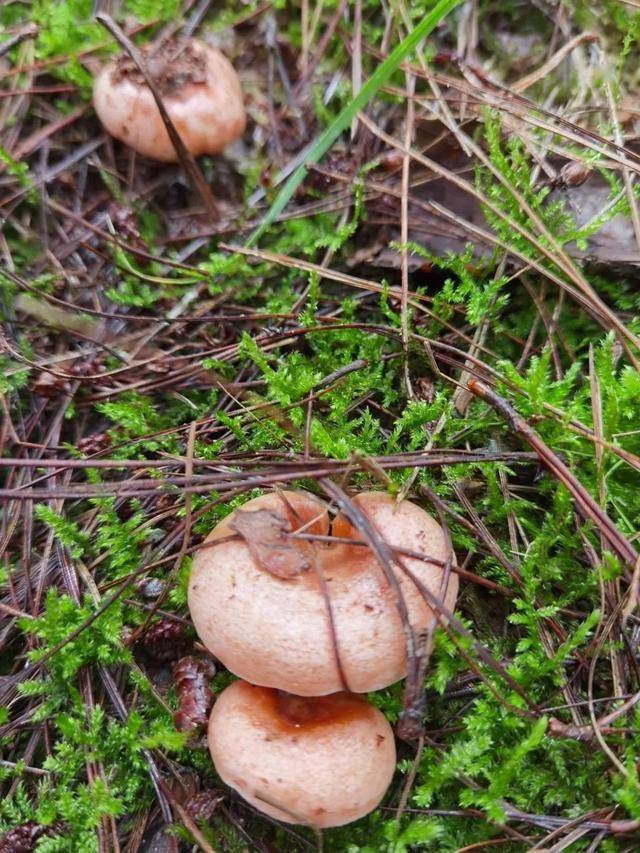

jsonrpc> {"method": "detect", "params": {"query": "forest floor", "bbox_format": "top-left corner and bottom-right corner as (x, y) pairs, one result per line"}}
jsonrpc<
(2, 0), (640, 851)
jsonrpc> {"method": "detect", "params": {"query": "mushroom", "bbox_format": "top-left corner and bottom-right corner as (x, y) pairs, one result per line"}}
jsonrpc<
(188, 490), (457, 696)
(208, 680), (396, 827)
(93, 38), (245, 162)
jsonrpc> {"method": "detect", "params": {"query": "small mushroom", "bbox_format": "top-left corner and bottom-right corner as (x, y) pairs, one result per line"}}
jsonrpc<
(188, 490), (457, 696)
(93, 38), (245, 162)
(208, 680), (396, 827)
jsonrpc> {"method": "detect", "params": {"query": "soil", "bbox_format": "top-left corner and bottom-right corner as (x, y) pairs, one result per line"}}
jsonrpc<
(109, 38), (208, 94)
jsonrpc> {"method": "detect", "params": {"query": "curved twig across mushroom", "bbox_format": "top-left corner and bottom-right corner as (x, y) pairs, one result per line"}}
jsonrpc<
(93, 36), (245, 163)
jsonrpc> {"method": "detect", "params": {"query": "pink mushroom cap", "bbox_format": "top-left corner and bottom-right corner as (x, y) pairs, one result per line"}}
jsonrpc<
(188, 490), (458, 696)
(208, 680), (396, 828)
(93, 38), (245, 162)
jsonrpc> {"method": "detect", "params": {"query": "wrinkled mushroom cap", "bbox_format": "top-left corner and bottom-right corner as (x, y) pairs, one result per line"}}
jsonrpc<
(188, 490), (457, 695)
(93, 38), (245, 162)
(208, 680), (396, 828)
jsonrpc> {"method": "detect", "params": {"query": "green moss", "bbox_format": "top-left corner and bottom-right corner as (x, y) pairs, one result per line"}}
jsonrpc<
(4, 1), (640, 849)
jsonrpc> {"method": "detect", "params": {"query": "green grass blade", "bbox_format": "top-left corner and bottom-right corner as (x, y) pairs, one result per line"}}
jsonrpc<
(246, 0), (462, 247)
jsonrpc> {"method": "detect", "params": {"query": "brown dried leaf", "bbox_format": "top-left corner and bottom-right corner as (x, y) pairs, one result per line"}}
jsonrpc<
(229, 508), (310, 579)
(365, 147), (640, 275)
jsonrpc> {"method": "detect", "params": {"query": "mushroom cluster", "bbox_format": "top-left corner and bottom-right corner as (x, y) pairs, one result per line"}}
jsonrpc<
(188, 490), (457, 828)
(93, 38), (245, 162)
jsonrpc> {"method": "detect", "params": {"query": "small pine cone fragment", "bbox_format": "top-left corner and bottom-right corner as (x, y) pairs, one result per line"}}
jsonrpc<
(68, 355), (103, 378)
(140, 618), (188, 662)
(107, 202), (149, 254)
(558, 160), (592, 188)
(76, 431), (110, 455)
(135, 577), (166, 600)
(414, 376), (435, 404)
(31, 371), (71, 398)
(0, 822), (47, 852)
(173, 655), (215, 732)
(154, 493), (175, 513)
(185, 790), (224, 823)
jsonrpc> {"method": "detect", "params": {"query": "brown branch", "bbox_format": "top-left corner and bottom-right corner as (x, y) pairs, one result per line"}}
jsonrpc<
(0, 23), (38, 59)
(467, 379), (638, 571)
(319, 479), (537, 739)
(0, 450), (538, 500)
(319, 478), (421, 707)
